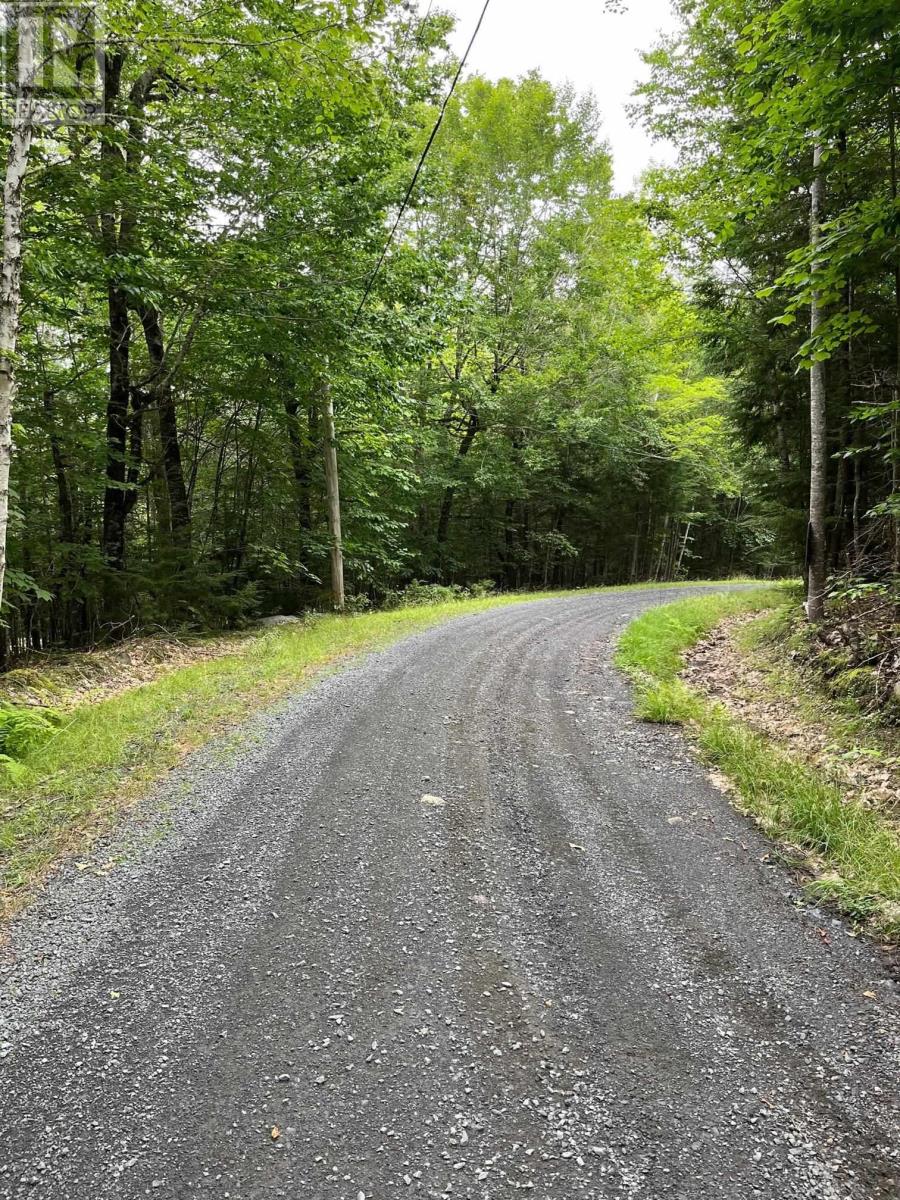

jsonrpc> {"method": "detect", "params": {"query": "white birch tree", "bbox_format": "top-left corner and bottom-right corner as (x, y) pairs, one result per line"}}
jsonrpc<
(0, 3), (37, 611)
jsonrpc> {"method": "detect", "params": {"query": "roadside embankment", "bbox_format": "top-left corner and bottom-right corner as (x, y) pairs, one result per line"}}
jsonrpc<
(617, 588), (900, 942)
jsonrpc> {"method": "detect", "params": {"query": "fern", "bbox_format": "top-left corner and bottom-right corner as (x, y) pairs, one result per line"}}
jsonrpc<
(0, 704), (61, 761)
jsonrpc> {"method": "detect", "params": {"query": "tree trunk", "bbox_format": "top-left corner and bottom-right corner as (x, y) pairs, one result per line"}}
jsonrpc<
(892, 400), (899, 573)
(139, 305), (191, 550)
(807, 144), (828, 622)
(890, 88), (900, 574)
(42, 391), (77, 544)
(676, 522), (693, 577)
(284, 397), (313, 534)
(501, 498), (516, 587)
(0, 4), (37, 612)
(436, 409), (479, 547)
(101, 283), (134, 568)
(232, 402), (263, 575)
(829, 430), (849, 570)
(851, 432), (864, 567)
(321, 377), (345, 612)
(655, 513), (670, 581)
(629, 521), (641, 582)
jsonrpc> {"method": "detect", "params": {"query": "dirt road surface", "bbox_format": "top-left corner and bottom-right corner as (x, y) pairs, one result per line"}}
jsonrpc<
(1, 589), (897, 1198)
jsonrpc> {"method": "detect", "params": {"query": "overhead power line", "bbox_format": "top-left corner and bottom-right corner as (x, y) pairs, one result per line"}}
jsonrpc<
(351, 0), (492, 328)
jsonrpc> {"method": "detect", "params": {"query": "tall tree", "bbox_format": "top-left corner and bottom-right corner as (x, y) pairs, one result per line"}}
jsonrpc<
(0, 8), (763, 659)
(638, 0), (900, 616)
(807, 142), (827, 620)
(0, 3), (37, 611)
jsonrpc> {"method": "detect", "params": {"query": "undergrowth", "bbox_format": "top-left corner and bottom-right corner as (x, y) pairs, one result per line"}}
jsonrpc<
(0, 704), (61, 774)
(617, 588), (900, 938)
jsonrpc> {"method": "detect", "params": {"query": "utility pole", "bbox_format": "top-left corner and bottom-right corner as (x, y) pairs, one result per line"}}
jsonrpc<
(321, 370), (345, 612)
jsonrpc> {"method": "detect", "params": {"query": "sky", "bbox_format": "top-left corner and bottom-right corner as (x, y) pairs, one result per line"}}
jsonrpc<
(424, 0), (681, 194)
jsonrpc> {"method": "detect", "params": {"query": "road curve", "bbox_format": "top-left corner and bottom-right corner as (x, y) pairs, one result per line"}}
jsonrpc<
(0, 588), (897, 1199)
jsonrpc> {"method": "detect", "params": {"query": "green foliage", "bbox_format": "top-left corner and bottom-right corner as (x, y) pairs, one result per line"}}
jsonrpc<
(0, 704), (61, 768)
(3, 21), (765, 662)
(637, 1), (900, 593)
(616, 589), (781, 688)
(634, 678), (704, 725)
(388, 581), (470, 607)
(829, 666), (881, 705)
(468, 579), (497, 598)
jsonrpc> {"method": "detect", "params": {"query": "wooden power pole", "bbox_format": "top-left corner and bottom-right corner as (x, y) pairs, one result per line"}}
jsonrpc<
(321, 374), (345, 612)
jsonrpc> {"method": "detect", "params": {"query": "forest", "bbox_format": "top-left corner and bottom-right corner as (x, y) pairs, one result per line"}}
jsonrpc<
(1, 0), (898, 659)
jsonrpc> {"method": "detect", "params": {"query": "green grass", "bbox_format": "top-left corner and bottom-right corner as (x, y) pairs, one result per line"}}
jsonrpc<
(0, 580), (745, 914)
(616, 589), (900, 938)
(616, 588), (782, 723)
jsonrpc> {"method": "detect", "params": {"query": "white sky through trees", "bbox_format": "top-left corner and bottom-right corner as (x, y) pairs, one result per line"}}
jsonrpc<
(427, 0), (680, 193)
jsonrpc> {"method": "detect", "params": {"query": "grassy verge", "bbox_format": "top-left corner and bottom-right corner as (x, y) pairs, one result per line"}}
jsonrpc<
(616, 588), (900, 939)
(0, 581), (743, 917)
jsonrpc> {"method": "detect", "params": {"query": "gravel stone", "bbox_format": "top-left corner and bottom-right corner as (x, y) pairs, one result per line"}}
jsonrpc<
(0, 588), (897, 1199)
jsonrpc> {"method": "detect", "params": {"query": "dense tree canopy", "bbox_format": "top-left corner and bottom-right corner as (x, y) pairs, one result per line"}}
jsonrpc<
(9, 0), (897, 658)
(637, 0), (900, 613)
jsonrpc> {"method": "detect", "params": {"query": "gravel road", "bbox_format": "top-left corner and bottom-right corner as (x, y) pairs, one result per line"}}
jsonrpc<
(1, 588), (898, 1199)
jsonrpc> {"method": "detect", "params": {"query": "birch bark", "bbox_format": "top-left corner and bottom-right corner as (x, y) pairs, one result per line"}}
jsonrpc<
(0, 4), (37, 610)
(807, 143), (828, 622)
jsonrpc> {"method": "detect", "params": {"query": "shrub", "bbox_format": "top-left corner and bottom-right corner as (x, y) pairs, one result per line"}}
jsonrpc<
(468, 579), (498, 598)
(344, 593), (373, 613)
(0, 704), (61, 763)
(393, 581), (469, 607)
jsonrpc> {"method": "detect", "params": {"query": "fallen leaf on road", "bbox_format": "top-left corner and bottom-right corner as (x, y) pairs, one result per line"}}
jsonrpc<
(421, 794), (446, 807)
(270, 1126), (281, 1140)
(863, 990), (877, 1000)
